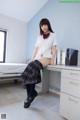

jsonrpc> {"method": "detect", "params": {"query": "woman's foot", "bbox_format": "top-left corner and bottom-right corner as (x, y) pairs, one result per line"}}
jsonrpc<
(24, 101), (31, 108)
(24, 90), (38, 108)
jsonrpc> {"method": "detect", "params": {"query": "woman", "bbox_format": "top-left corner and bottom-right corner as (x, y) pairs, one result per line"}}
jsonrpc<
(20, 18), (57, 108)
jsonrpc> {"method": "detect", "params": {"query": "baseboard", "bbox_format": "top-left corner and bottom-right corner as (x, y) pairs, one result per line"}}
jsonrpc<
(49, 88), (60, 96)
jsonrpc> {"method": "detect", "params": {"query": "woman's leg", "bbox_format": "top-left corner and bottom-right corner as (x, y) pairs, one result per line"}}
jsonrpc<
(25, 84), (37, 97)
(39, 57), (51, 67)
(24, 83), (38, 108)
(29, 84), (37, 97)
(25, 84), (30, 99)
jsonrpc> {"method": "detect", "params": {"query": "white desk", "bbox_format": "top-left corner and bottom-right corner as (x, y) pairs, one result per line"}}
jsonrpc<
(41, 65), (80, 120)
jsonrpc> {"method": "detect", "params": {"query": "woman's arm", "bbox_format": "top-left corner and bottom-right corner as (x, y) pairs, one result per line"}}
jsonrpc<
(32, 47), (38, 60)
(51, 45), (56, 65)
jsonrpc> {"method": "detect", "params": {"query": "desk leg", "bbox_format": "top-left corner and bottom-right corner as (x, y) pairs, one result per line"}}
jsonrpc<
(41, 70), (50, 93)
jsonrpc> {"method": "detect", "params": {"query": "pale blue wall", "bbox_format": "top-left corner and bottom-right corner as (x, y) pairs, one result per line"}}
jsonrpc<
(26, 0), (80, 64)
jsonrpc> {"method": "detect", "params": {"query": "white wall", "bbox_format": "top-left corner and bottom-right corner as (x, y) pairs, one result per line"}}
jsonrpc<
(0, 14), (27, 63)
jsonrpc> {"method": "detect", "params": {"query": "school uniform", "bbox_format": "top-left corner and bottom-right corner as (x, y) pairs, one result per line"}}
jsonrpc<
(35, 32), (57, 59)
(21, 32), (57, 83)
(20, 32), (57, 108)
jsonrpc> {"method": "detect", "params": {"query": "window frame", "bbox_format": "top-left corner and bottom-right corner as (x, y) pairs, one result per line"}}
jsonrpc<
(0, 29), (7, 63)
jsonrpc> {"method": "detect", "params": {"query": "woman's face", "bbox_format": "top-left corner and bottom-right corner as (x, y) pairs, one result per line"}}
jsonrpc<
(41, 24), (49, 33)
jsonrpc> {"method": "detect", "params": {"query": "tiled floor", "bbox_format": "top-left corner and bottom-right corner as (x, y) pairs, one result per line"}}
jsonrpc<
(0, 82), (65, 120)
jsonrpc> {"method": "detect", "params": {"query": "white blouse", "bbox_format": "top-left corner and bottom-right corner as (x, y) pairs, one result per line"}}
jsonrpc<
(34, 32), (57, 60)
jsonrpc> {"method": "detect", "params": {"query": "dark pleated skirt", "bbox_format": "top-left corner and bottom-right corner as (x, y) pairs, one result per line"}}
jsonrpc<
(19, 60), (43, 86)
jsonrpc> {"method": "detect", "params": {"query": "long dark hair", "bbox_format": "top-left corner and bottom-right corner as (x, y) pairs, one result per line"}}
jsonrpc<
(39, 18), (54, 35)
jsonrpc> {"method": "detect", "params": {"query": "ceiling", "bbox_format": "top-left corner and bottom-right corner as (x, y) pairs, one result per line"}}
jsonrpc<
(0, 0), (48, 23)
